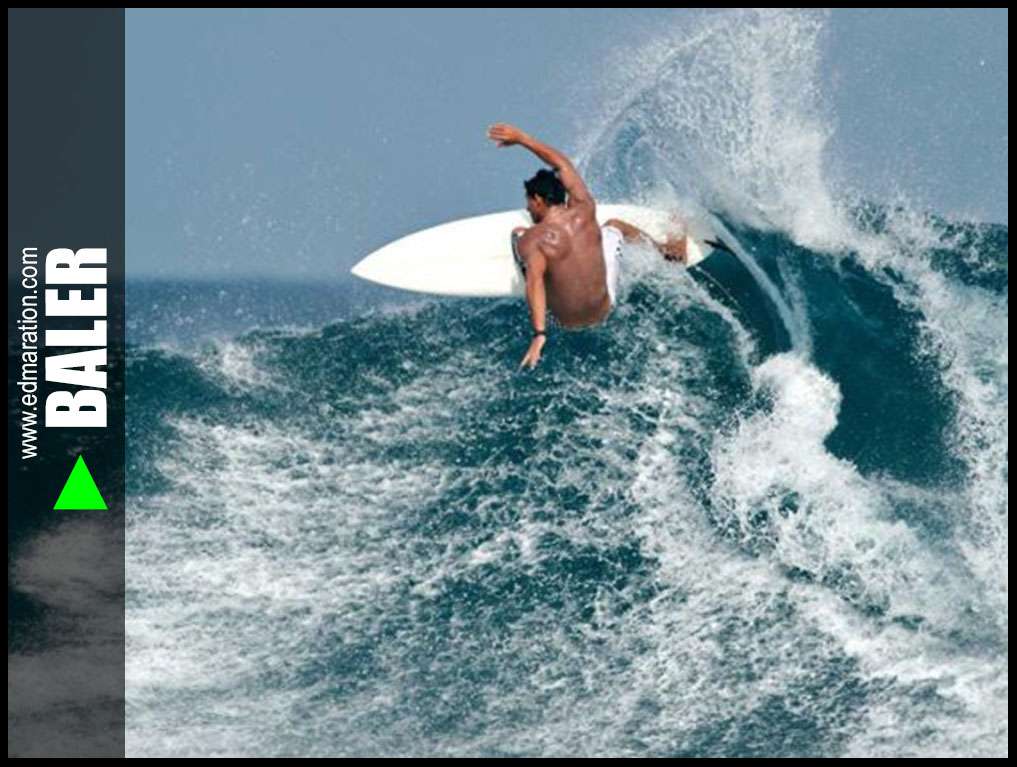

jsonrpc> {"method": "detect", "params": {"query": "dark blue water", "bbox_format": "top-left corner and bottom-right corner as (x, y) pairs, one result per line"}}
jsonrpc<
(116, 9), (1006, 756)
(123, 206), (1007, 756)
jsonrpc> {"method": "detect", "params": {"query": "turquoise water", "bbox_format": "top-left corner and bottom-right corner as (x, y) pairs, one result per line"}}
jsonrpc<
(121, 9), (1006, 757)
(123, 204), (1006, 756)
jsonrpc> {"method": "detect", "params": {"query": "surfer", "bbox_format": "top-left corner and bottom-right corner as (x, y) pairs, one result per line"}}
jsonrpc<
(487, 123), (687, 369)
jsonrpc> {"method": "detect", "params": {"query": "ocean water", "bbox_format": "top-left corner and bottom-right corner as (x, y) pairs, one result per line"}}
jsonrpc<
(118, 8), (1005, 757)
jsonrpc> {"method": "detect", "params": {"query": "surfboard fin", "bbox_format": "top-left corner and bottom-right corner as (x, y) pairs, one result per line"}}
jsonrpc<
(703, 236), (734, 254)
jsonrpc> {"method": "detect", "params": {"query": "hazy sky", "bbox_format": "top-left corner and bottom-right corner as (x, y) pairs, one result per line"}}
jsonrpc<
(125, 9), (1007, 280)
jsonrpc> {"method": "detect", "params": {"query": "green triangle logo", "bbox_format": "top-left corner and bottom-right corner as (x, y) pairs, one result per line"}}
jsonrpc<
(54, 455), (108, 510)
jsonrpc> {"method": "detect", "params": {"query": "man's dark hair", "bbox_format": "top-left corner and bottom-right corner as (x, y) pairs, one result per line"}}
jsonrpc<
(524, 168), (567, 206)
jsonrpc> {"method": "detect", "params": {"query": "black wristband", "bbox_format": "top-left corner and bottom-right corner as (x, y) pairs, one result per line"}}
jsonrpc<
(533, 329), (547, 337)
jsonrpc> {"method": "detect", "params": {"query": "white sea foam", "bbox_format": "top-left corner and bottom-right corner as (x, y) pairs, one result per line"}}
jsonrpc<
(579, 7), (1006, 756)
(119, 8), (1005, 757)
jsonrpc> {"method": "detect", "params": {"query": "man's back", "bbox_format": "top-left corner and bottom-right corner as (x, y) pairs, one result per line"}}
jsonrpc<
(525, 204), (610, 328)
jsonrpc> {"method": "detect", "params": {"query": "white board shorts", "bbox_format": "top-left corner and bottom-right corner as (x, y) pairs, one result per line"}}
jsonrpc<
(602, 224), (623, 309)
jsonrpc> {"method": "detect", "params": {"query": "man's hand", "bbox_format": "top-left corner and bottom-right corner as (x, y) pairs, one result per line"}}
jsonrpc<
(490, 123), (593, 207)
(488, 123), (528, 148)
(519, 334), (547, 371)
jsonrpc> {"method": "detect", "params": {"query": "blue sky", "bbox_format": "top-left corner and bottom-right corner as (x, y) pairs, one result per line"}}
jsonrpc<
(126, 9), (1007, 280)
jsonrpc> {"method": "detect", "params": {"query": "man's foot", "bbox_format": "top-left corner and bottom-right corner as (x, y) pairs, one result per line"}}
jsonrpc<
(659, 234), (688, 264)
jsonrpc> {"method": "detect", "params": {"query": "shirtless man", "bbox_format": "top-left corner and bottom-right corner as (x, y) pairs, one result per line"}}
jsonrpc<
(487, 123), (687, 369)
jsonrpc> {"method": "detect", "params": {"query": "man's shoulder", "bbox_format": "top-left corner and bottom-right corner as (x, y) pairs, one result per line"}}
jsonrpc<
(566, 193), (597, 214)
(565, 198), (599, 232)
(524, 218), (571, 260)
(567, 200), (601, 239)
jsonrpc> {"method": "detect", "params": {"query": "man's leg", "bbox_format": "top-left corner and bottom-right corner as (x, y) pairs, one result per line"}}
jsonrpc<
(511, 227), (529, 276)
(604, 218), (687, 264)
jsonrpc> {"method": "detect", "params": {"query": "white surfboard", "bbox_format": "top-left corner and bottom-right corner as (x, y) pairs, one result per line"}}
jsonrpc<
(350, 205), (718, 297)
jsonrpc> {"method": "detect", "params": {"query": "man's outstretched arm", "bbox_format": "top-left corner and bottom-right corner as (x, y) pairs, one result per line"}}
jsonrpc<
(487, 123), (593, 207)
